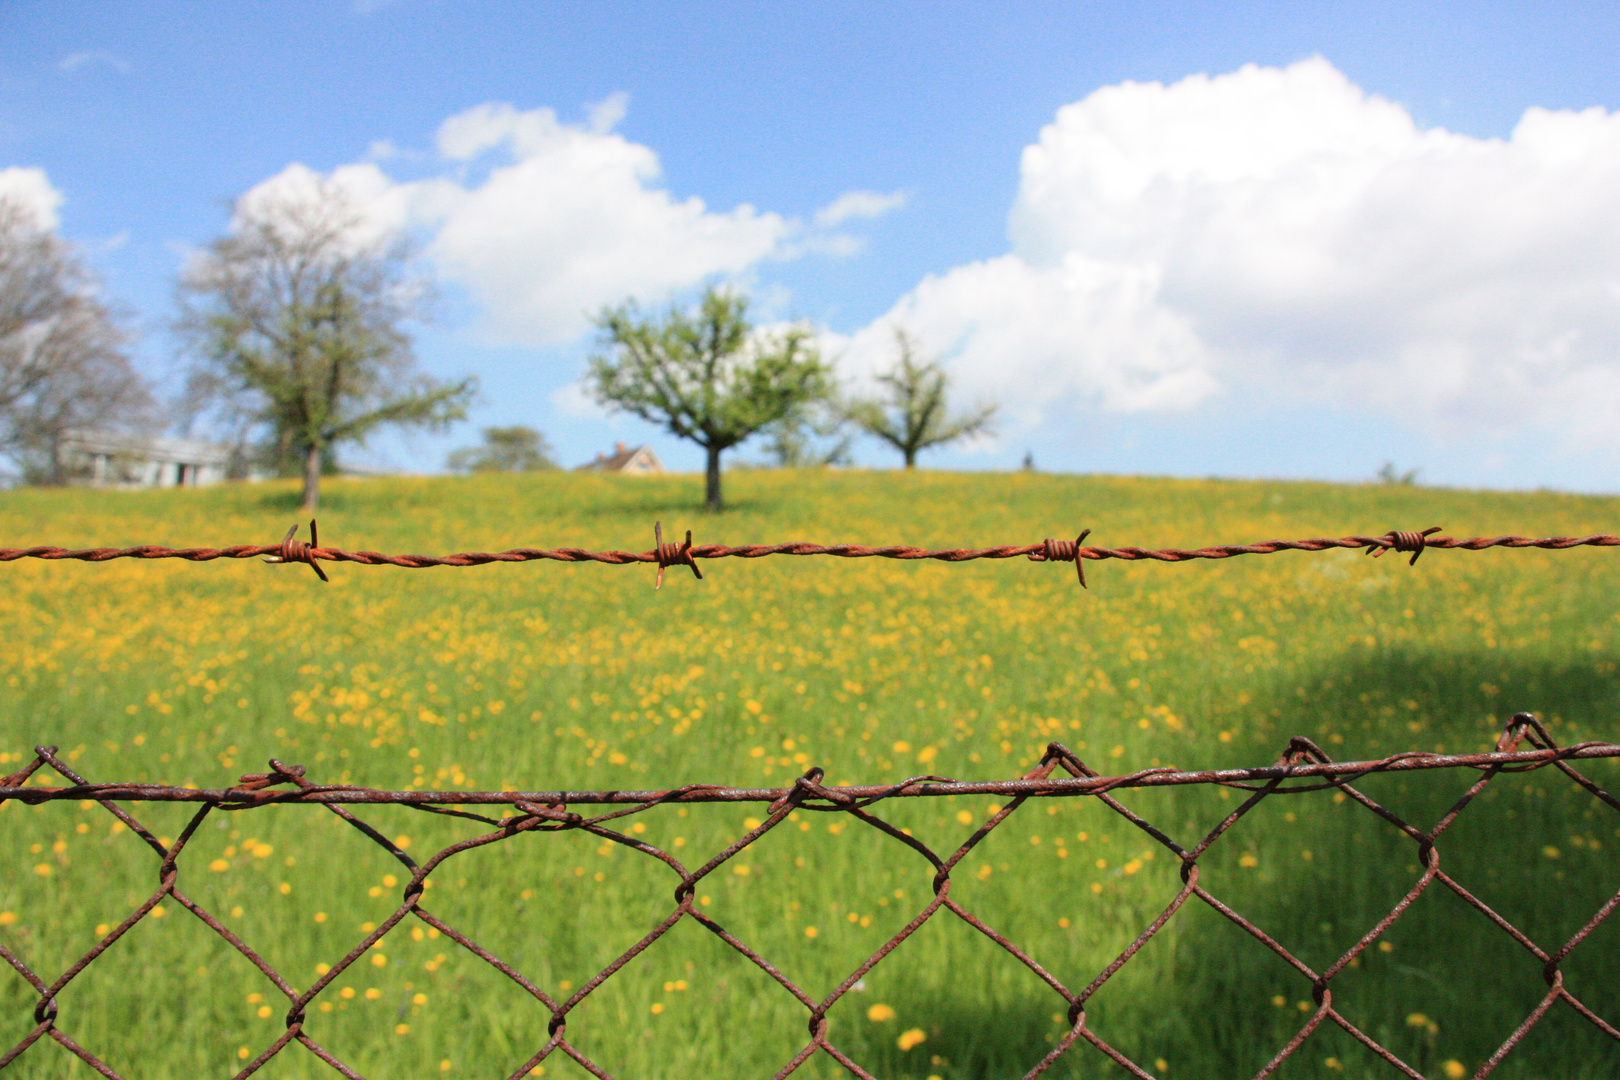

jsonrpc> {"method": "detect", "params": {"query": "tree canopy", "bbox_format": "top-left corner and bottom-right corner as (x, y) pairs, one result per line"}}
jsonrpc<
(0, 199), (153, 484)
(447, 425), (557, 473)
(844, 328), (996, 468)
(176, 182), (474, 509)
(589, 286), (830, 510)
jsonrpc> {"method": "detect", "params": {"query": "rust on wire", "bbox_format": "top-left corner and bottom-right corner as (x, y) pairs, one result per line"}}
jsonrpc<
(652, 519), (702, 589)
(1, 522), (1617, 591)
(1028, 527), (1093, 588)
(3, 712), (1617, 1078)
(260, 519), (329, 582)
(1368, 525), (1443, 566)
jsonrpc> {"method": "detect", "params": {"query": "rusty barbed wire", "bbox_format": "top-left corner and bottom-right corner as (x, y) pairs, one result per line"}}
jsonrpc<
(2, 712), (1616, 1079)
(1, 519), (1617, 590)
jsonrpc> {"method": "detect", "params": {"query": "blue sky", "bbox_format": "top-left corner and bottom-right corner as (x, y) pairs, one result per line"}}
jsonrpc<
(4, 2), (1620, 490)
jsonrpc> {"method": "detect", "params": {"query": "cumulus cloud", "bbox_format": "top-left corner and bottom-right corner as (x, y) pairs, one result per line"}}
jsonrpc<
(0, 167), (65, 229)
(229, 99), (903, 347)
(854, 57), (1620, 452)
(833, 254), (1215, 432)
(410, 100), (794, 344)
(232, 161), (413, 249)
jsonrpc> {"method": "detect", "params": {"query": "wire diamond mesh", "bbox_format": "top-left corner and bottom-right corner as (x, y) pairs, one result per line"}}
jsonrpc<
(2, 712), (1616, 1080)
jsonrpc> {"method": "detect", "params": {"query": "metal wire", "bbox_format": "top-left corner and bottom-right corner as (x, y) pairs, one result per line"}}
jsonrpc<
(3, 712), (1616, 1079)
(0, 519), (1616, 589)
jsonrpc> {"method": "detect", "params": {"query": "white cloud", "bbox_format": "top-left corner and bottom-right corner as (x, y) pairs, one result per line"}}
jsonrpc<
(59, 51), (130, 74)
(779, 232), (866, 260)
(815, 189), (907, 227)
(230, 99), (896, 349)
(413, 101), (793, 344)
(854, 57), (1620, 453)
(232, 161), (414, 250)
(585, 91), (630, 135)
(365, 139), (414, 162)
(0, 167), (65, 229)
(831, 254), (1216, 440)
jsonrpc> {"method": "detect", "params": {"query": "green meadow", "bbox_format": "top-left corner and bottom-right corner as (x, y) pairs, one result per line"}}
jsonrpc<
(1, 469), (1616, 1079)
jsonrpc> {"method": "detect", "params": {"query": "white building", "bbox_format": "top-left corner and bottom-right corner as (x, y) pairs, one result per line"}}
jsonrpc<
(58, 430), (233, 488)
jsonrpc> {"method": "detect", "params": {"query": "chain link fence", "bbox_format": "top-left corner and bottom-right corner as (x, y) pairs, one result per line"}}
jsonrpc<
(3, 713), (1617, 1079)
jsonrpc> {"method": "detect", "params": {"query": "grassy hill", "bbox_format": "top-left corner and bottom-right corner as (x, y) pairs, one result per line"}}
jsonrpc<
(1, 469), (1616, 1078)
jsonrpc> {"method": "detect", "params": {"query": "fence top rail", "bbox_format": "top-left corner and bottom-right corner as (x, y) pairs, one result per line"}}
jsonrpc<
(9, 735), (1617, 809)
(0, 518), (1616, 588)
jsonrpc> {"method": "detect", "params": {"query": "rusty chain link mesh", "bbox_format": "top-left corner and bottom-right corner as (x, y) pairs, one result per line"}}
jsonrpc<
(3, 712), (1616, 1080)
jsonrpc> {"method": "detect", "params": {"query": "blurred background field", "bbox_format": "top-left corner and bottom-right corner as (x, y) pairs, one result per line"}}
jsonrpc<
(1, 469), (1617, 1079)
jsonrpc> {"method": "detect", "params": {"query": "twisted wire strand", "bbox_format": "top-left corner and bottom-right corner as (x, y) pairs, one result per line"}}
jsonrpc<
(1, 520), (1615, 585)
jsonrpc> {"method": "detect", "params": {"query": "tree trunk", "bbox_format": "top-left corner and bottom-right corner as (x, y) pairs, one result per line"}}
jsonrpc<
(705, 444), (723, 511)
(302, 441), (321, 511)
(904, 448), (917, 469)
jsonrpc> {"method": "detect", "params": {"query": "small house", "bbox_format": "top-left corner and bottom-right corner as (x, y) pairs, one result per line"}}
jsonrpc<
(574, 442), (663, 475)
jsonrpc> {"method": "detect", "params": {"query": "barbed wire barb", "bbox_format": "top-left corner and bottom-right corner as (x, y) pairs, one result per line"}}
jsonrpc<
(1027, 527), (1092, 587)
(1367, 525), (1443, 566)
(260, 519), (328, 582)
(653, 520), (701, 589)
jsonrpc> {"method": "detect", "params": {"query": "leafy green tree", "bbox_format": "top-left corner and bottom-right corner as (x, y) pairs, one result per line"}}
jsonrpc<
(588, 286), (829, 510)
(447, 425), (557, 473)
(177, 182), (474, 510)
(845, 327), (997, 469)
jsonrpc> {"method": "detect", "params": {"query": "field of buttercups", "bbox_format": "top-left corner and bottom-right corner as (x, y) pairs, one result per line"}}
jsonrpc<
(2, 469), (1617, 1078)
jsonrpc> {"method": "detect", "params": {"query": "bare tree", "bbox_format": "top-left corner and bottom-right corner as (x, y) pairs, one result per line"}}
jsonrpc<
(589, 286), (830, 510)
(844, 328), (996, 468)
(0, 199), (153, 483)
(176, 181), (473, 510)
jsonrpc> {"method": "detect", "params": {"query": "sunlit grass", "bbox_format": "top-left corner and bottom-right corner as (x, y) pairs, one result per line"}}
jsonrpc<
(1, 469), (1617, 1078)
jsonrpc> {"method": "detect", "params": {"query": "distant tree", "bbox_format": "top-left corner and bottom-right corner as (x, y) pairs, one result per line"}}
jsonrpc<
(447, 425), (557, 473)
(176, 180), (474, 510)
(0, 199), (153, 483)
(588, 286), (830, 510)
(754, 402), (852, 469)
(844, 328), (996, 469)
(1377, 462), (1420, 486)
